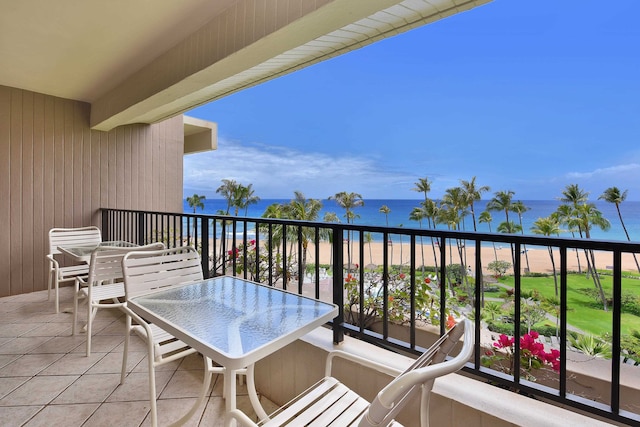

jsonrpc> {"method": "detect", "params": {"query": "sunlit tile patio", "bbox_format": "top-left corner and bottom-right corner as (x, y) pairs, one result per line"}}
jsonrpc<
(0, 287), (276, 426)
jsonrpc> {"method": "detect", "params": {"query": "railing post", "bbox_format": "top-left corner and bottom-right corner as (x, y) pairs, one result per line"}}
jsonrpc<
(137, 213), (145, 245)
(201, 218), (210, 279)
(332, 224), (344, 344)
(101, 209), (109, 239)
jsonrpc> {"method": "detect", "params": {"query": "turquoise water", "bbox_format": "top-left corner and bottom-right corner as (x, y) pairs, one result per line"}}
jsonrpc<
(183, 199), (640, 243)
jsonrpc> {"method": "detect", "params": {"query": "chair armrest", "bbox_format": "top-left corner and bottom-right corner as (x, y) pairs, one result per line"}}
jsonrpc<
(46, 254), (60, 270)
(227, 409), (259, 426)
(325, 350), (402, 378)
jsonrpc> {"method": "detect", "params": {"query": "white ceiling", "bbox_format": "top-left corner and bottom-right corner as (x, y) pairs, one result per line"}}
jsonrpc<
(0, 0), (236, 102)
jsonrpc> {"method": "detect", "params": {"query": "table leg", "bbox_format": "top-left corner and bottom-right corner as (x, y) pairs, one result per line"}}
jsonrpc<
(246, 364), (269, 421)
(225, 368), (238, 427)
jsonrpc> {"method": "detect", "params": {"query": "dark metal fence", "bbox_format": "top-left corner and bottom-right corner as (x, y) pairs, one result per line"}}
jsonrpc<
(102, 207), (640, 425)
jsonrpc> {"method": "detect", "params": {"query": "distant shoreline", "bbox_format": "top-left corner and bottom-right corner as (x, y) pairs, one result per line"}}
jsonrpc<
(207, 238), (640, 274)
(188, 198), (640, 243)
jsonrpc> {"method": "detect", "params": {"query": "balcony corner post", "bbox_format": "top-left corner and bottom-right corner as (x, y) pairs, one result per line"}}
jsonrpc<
(332, 224), (344, 344)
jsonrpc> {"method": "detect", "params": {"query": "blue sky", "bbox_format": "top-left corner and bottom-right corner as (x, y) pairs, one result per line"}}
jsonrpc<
(184, 0), (640, 201)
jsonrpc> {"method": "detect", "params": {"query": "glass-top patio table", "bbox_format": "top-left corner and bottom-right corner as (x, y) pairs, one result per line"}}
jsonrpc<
(127, 275), (338, 426)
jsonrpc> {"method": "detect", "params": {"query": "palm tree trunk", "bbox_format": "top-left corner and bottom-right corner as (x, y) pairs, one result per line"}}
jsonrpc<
(584, 248), (608, 311)
(616, 205), (640, 273)
(419, 235), (425, 275)
(548, 246), (558, 296)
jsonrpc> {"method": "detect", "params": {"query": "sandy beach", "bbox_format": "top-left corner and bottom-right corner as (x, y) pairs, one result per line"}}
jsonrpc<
(297, 240), (640, 275)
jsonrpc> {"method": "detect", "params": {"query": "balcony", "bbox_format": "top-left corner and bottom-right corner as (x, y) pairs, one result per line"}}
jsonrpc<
(0, 207), (637, 425)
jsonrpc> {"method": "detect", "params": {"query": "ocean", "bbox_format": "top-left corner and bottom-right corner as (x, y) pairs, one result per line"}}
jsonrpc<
(182, 198), (640, 243)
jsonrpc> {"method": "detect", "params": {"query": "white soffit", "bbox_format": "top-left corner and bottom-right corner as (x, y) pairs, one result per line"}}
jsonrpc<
(108, 0), (492, 129)
(188, 0), (492, 108)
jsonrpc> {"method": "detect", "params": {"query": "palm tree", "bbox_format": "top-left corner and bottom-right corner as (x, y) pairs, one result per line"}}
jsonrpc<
(286, 191), (323, 281)
(483, 301), (503, 322)
(511, 200), (531, 273)
(185, 194), (206, 247)
(215, 179), (239, 215)
(496, 220), (522, 233)
(531, 216), (561, 296)
(574, 202), (611, 310)
(329, 192), (364, 269)
(558, 183), (611, 310)
(559, 183), (589, 210)
(487, 190), (516, 266)
(237, 183), (260, 216)
(553, 204), (583, 273)
(413, 177), (435, 272)
(379, 205), (391, 226)
(330, 191), (364, 223)
(497, 220), (521, 267)
(460, 176), (490, 301)
(412, 177), (431, 201)
(479, 210), (498, 263)
(460, 176), (490, 232)
(261, 202), (285, 255)
(364, 232), (374, 268)
(442, 187), (469, 290)
(186, 194), (206, 213)
(487, 190), (515, 224)
(422, 199), (441, 276)
(600, 186), (640, 273)
(322, 211), (340, 266)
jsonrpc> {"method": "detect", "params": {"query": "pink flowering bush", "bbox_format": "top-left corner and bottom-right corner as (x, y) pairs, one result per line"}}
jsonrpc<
(482, 330), (560, 381)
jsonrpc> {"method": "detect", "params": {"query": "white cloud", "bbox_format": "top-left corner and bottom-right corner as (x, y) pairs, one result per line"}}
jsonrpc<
(184, 138), (417, 199)
(565, 163), (640, 180)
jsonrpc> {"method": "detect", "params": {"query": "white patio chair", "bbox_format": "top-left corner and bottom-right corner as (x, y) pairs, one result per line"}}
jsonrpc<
(229, 318), (474, 427)
(72, 242), (165, 356)
(47, 226), (102, 313)
(121, 246), (245, 427)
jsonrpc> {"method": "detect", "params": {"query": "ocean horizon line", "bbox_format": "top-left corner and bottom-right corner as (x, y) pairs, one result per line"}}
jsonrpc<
(182, 198), (640, 243)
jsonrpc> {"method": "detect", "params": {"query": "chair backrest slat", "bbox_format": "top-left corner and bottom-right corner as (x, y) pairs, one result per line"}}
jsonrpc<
(48, 226), (102, 255)
(122, 246), (203, 299)
(87, 243), (165, 285)
(360, 319), (474, 427)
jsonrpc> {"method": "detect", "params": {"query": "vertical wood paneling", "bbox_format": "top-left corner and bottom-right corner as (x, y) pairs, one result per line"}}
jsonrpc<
(0, 86), (11, 297)
(33, 93), (45, 292)
(116, 127), (125, 208)
(43, 96), (55, 250)
(123, 127), (132, 209)
(100, 132), (109, 209)
(72, 103), (84, 226)
(22, 91), (34, 294)
(130, 127), (139, 210)
(108, 130), (117, 208)
(10, 89), (23, 294)
(140, 124), (155, 210)
(90, 129), (101, 225)
(82, 104), (92, 225)
(0, 86), (185, 297)
(63, 99), (74, 227)
(53, 98), (65, 228)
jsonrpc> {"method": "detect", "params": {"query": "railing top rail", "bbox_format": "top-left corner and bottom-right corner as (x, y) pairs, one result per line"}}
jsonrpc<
(101, 208), (640, 252)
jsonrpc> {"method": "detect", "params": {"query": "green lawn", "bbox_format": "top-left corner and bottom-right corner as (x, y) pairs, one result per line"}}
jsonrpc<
(496, 273), (640, 336)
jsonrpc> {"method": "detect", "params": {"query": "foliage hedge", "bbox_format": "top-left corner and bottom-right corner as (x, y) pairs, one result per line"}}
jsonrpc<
(486, 320), (558, 338)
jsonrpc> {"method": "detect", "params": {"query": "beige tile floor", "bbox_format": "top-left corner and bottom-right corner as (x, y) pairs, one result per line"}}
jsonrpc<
(0, 286), (277, 426)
